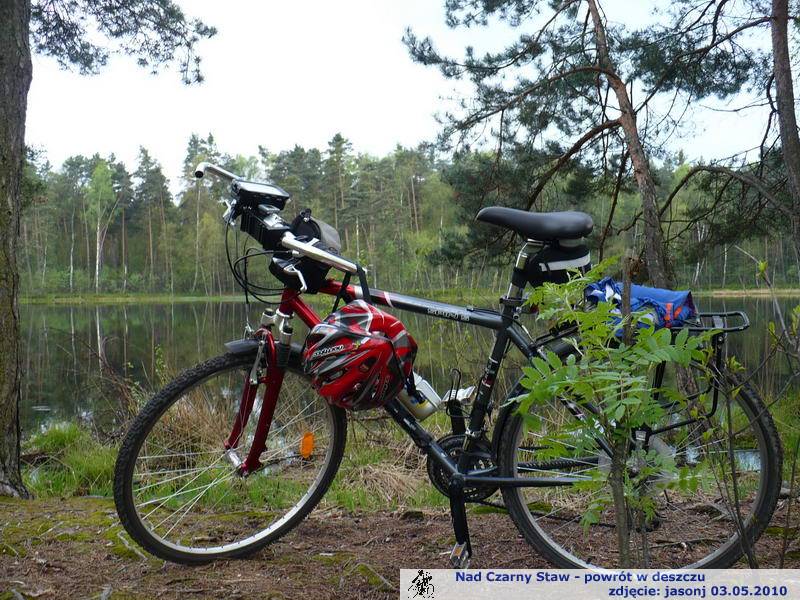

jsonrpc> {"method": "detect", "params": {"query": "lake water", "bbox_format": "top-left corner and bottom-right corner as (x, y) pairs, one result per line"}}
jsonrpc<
(19, 293), (800, 436)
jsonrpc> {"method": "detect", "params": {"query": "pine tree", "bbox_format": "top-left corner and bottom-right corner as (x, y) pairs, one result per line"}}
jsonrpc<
(86, 160), (117, 293)
(323, 134), (354, 245)
(405, 0), (764, 286)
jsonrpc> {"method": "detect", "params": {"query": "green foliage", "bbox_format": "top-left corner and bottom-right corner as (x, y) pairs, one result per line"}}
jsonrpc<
(30, 0), (216, 83)
(87, 160), (115, 222)
(518, 262), (714, 529)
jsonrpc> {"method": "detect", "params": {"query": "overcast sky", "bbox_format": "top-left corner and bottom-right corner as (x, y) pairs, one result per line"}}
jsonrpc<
(25, 0), (770, 195)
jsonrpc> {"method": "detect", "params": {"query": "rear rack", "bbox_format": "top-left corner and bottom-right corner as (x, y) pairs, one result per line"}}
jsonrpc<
(683, 310), (750, 333)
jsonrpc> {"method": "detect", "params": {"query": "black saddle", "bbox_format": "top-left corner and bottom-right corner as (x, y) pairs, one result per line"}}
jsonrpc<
(476, 206), (593, 241)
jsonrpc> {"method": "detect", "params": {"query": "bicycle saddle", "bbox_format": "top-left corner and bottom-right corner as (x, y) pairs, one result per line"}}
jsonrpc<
(476, 206), (593, 241)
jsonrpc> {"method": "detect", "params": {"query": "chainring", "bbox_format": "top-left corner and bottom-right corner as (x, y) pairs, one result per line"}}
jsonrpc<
(426, 434), (498, 502)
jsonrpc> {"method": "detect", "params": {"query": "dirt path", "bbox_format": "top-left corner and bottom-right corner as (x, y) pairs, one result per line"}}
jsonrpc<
(1, 497), (799, 599)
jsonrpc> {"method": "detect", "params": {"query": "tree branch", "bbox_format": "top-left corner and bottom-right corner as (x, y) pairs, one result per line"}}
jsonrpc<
(599, 150), (629, 260)
(524, 118), (621, 210)
(665, 164), (792, 220)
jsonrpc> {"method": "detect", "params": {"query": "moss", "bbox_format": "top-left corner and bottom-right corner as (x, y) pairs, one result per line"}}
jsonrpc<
(354, 563), (393, 591)
(313, 551), (355, 566)
(0, 497), (122, 561)
(527, 501), (554, 513)
(470, 504), (507, 515)
(764, 525), (799, 537)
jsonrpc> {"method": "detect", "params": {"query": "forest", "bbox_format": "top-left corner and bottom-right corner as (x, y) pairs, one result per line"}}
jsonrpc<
(18, 132), (800, 299)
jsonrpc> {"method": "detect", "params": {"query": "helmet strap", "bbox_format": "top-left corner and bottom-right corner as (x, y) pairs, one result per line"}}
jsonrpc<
(332, 272), (351, 312)
(356, 265), (372, 305)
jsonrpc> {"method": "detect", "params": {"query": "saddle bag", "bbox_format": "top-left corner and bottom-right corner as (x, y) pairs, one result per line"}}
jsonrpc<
(525, 240), (592, 286)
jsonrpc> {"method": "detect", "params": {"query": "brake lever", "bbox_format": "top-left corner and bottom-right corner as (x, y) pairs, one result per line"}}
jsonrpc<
(220, 199), (239, 225)
(283, 264), (308, 292)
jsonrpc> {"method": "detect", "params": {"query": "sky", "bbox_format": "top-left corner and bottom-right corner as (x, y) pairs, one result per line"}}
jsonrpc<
(25, 0), (771, 195)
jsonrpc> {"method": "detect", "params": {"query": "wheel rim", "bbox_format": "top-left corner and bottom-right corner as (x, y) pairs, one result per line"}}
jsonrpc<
(508, 370), (771, 568)
(129, 363), (336, 555)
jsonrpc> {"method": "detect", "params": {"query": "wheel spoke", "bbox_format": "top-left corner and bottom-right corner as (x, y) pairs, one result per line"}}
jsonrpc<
(505, 366), (774, 569)
(120, 357), (342, 559)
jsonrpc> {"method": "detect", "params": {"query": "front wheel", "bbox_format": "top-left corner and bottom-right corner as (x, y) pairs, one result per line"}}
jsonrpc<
(497, 365), (782, 569)
(114, 352), (347, 564)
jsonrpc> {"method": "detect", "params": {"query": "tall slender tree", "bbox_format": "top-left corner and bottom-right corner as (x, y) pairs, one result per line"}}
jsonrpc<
(86, 160), (118, 292)
(323, 134), (353, 243)
(770, 0), (800, 255)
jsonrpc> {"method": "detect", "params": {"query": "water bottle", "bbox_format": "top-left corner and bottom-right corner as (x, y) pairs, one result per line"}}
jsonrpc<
(397, 372), (442, 420)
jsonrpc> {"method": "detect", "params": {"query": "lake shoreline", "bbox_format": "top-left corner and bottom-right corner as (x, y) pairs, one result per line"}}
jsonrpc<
(20, 287), (800, 305)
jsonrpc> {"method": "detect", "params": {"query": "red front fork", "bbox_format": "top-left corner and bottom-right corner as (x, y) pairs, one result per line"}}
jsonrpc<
(226, 289), (322, 476)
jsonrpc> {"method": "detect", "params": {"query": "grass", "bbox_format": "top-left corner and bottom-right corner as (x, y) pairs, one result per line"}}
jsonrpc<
(22, 420), (451, 513)
(23, 423), (117, 497)
(693, 288), (800, 298)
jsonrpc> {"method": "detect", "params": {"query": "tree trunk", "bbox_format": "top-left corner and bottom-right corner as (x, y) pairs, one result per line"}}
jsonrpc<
(772, 0), (800, 209)
(0, 0), (32, 498)
(82, 197), (91, 283)
(722, 244), (728, 288)
(21, 219), (33, 286)
(159, 189), (173, 294)
(147, 205), (154, 289)
(192, 182), (200, 292)
(332, 192), (339, 231)
(410, 175), (420, 234)
(69, 206), (75, 292)
(39, 212), (47, 288)
(95, 217), (102, 293)
(587, 0), (671, 287)
(121, 206), (127, 292)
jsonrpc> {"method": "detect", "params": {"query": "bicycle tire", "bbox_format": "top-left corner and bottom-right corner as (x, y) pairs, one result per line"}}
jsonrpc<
(113, 351), (347, 564)
(496, 366), (782, 568)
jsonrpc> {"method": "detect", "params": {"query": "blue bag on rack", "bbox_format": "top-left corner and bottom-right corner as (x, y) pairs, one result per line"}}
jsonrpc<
(584, 277), (697, 329)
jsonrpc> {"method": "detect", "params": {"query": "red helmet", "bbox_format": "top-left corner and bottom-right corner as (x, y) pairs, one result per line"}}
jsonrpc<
(302, 300), (417, 410)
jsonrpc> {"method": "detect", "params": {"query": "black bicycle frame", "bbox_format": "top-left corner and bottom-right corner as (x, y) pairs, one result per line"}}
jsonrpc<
(323, 243), (558, 491)
(323, 274), (751, 492)
(308, 245), (748, 564)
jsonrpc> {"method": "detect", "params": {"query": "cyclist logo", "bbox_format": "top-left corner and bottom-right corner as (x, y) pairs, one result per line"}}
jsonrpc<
(408, 569), (435, 599)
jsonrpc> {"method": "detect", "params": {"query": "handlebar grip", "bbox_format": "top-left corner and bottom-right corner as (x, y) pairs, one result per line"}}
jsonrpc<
(194, 161), (240, 182)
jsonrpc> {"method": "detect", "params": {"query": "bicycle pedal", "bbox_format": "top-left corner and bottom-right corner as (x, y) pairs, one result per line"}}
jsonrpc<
(449, 542), (471, 569)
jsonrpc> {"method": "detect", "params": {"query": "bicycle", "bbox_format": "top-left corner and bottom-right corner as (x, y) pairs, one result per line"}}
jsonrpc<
(113, 162), (782, 569)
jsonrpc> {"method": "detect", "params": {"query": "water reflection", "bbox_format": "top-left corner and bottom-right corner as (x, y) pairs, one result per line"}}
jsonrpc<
(19, 294), (799, 436)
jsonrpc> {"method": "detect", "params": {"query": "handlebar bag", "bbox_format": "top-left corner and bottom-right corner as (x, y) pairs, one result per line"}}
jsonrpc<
(269, 209), (342, 293)
(584, 277), (697, 329)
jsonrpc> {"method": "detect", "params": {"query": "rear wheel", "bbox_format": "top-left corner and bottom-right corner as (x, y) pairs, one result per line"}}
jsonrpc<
(497, 364), (782, 568)
(114, 352), (347, 564)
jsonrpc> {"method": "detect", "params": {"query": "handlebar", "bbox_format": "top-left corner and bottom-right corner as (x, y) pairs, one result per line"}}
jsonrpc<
(194, 161), (240, 182)
(281, 232), (358, 274)
(195, 161), (360, 278)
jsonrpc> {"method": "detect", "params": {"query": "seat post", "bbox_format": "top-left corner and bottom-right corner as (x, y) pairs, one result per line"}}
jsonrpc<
(506, 240), (540, 301)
